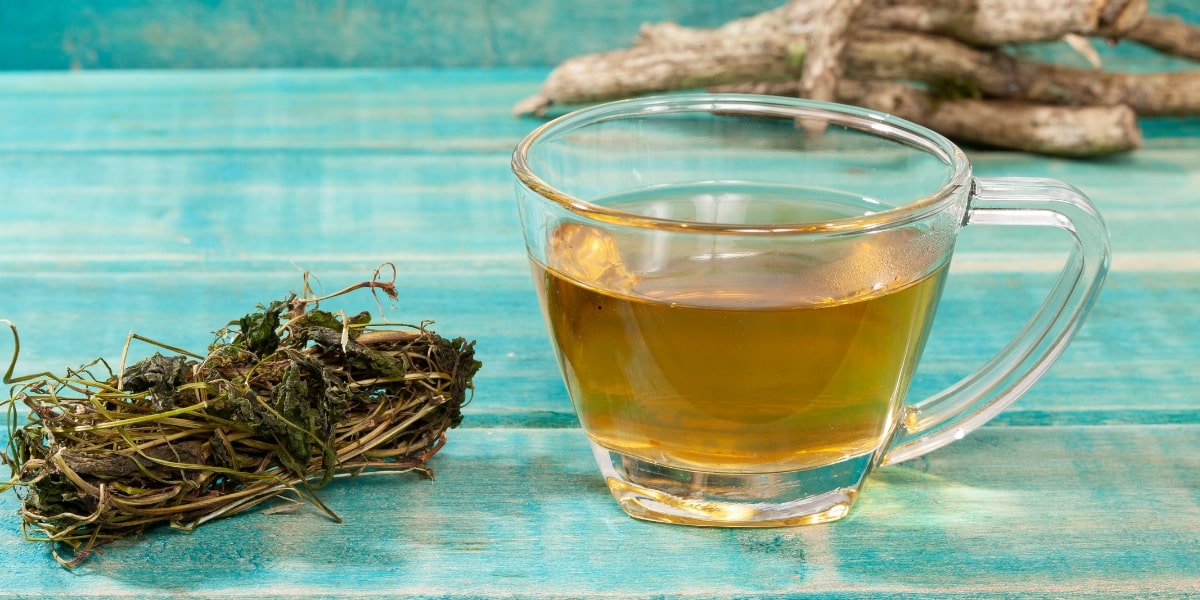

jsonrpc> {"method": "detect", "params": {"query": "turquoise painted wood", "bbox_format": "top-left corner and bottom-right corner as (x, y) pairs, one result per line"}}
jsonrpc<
(2, 0), (1198, 71)
(2, 70), (1199, 426)
(0, 69), (1196, 598)
(0, 0), (782, 70)
(2, 62), (1200, 600)
(1, 427), (1198, 597)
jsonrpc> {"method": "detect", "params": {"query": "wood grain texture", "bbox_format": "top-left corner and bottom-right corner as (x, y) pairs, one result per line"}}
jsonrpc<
(0, 0), (1197, 71)
(0, 68), (1198, 596)
(0, 0), (781, 70)
(1, 269), (1196, 424)
(0, 427), (1197, 598)
(1, 70), (1198, 422)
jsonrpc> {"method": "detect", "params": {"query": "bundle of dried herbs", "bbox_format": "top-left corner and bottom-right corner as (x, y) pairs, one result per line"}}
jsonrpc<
(0, 269), (481, 567)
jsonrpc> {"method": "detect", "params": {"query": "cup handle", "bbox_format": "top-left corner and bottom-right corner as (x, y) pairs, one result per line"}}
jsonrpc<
(881, 177), (1112, 465)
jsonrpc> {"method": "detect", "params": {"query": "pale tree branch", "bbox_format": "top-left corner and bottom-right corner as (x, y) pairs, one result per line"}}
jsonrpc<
(513, 0), (1198, 155)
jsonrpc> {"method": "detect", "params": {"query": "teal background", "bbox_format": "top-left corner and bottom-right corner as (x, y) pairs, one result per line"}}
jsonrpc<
(2, 0), (1196, 70)
(0, 0), (780, 70)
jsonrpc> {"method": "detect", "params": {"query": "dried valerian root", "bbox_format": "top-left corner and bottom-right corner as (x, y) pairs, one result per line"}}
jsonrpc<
(514, 0), (1200, 156)
(0, 267), (481, 567)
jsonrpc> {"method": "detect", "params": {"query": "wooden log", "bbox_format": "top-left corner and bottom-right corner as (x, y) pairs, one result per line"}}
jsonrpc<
(646, 0), (866, 133)
(513, 0), (1159, 116)
(516, 24), (1200, 119)
(508, 21), (806, 117)
(625, 0), (1147, 48)
(860, 0), (1147, 45)
(796, 0), (866, 103)
(638, 0), (859, 97)
(840, 80), (1143, 155)
(844, 29), (1200, 116)
(1126, 13), (1200, 60)
(712, 78), (1142, 156)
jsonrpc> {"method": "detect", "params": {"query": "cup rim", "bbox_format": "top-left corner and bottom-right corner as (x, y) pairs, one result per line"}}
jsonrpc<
(511, 93), (972, 235)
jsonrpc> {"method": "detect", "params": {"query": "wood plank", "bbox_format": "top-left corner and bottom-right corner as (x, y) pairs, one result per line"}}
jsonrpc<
(0, 426), (1195, 597)
(0, 70), (545, 154)
(0, 61), (1195, 600)
(4, 68), (1200, 149)
(0, 0), (784, 70)
(1, 161), (1198, 286)
(2, 71), (1199, 260)
(1, 269), (1196, 422)
(1, 0), (1197, 78)
(0, 71), (1196, 427)
(910, 270), (1200, 418)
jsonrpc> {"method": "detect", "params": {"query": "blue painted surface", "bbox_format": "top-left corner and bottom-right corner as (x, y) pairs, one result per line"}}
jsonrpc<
(1, 0), (1198, 71)
(0, 8), (1199, 592)
(1, 69), (1198, 430)
(0, 427), (1197, 597)
(0, 0), (781, 70)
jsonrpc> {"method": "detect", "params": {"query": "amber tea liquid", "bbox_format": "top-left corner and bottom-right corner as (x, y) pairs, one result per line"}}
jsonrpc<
(534, 184), (950, 474)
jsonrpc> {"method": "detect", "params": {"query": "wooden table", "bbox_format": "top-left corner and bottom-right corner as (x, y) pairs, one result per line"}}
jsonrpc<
(1, 67), (1198, 597)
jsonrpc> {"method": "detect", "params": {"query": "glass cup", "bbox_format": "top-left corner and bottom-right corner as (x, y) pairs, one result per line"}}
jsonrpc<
(511, 94), (1110, 526)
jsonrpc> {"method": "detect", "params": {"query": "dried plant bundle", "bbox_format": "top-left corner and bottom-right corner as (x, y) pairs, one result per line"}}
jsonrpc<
(1, 267), (481, 567)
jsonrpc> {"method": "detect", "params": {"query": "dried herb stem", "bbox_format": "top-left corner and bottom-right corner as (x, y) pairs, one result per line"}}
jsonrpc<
(1, 268), (481, 567)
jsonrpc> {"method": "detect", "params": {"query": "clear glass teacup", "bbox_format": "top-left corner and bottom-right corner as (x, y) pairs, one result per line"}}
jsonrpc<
(512, 94), (1110, 526)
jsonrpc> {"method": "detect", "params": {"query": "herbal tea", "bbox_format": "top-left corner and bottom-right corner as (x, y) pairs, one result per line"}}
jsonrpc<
(534, 185), (949, 473)
(516, 94), (1109, 526)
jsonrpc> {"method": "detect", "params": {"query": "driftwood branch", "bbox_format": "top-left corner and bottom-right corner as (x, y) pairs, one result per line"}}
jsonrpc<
(1127, 13), (1200, 60)
(838, 81), (1141, 155)
(846, 79), (1141, 154)
(515, 0), (1200, 155)
(511, 36), (801, 118)
(710, 76), (1141, 155)
(860, 0), (1147, 45)
(844, 29), (1200, 116)
(798, 0), (866, 102)
(514, 13), (799, 116)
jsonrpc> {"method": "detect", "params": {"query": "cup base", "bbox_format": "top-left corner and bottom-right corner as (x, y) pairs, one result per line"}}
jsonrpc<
(590, 441), (873, 527)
